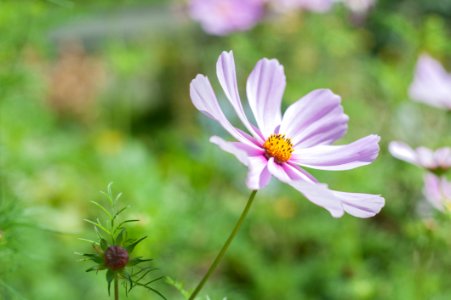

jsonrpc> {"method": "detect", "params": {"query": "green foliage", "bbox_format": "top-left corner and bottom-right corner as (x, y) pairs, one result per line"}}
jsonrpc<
(78, 183), (165, 299)
(0, 0), (450, 299)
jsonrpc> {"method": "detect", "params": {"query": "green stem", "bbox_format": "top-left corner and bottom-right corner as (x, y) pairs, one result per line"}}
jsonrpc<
(114, 274), (119, 300)
(188, 190), (258, 300)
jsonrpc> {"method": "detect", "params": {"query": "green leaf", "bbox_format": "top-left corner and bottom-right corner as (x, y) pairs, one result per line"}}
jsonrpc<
(84, 219), (111, 235)
(125, 236), (147, 254)
(106, 270), (114, 296)
(111, 206), (129, 228)
(116, 219), (139, 232)
(78, 238), (99, 245)
(115, 228), (126, 245)
(100, 238), (108, 251)
(128, 257), (152, 266)
(90, 200), (113, 219)
(82, 253), (103, 264)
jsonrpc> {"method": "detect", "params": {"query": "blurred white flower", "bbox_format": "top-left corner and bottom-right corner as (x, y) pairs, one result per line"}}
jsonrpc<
(409, 54), (451, 110)
(423, 174), (451, 212)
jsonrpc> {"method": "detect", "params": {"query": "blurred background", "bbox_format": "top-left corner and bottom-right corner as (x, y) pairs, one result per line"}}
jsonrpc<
(1, 0), (451, 299)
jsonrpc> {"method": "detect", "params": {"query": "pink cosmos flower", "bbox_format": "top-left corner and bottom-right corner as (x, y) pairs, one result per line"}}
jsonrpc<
(190, 51), (384, 218)
(409, 54), (451, 110)
(389, 141), (451, 174)
(423, 174), (451, 212)
(188, 0), (265, 36)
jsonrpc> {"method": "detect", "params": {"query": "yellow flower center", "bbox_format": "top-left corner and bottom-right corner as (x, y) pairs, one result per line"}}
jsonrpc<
(263, 134), (293, 163)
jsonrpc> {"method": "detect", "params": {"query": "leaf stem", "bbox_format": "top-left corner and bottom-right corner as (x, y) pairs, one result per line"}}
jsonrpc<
(188, 190), (258, 300)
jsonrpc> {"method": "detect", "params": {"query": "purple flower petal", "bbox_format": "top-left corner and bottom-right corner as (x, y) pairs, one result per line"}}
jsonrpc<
(423, 173), (447, 211)
(190, 74), (261, 150)
(409, 54), (451, 110)
(416, 147), (439, 169)
(279, 89), (348, 148)
(435, 148), (451, 167)
(266, 158), (318, 183)
(331, 190), (385, 218)
(210, 136), (264, 166)
(268, 159), (383, 218)
(190, 52), (384, 218)
(291, 135), (380, 170)
(189, 0), (265, 36)
(246, 58), (286, 137)
(389, 141), (451, 170)
(246, 156), (272, 190)
(217, 51), (264, 142)
(287, 181), (345, 218)
(388, 141), (418, 166)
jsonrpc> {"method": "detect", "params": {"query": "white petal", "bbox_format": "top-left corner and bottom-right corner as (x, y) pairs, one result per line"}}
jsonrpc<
(217, 51), (263, 142)
(210, 136), (264, 166)
(246, 156), (272, 190)
(332, 190), (385, 218)
(292, 135), (380, 170)
(388, 141), (418, 166)
(190, 74), (261, 149)
(246, 58), (286, 137)
(409, 54), (451, 109)
(279, 89), (348, 148)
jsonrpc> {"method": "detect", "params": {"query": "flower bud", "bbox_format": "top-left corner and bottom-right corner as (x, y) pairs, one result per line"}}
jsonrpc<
(104, 246), (129, 270)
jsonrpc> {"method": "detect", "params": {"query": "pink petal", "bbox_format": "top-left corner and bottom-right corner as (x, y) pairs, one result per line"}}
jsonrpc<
(287, 181), (346, 218)
(267, 159), (383, 218)
(423, 173), (445, 211)
(435, 148), (451, 168)
(246, 58), (286, 137)
(265, 159), (343, 217)
(388, 141), (418, 166)
(331, 190), (385, 218)
(246, 156), (272, 190)
(416, 147), (438, 169)
(266, 158), (316, 183)
(190, 74), (261, 150)
(291, 135), (380, 170)
(409, 54), (451, 110)
(216, 51), (264, 142)
(189, 0), (264, 36)
(279, 89), (348, 148)
(210, 136), (264, 166)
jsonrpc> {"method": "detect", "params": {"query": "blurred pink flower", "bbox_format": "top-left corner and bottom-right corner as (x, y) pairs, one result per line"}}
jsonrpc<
(188, 0), (265, 36)
(270, 0), (333, 13)
(423, 173), (451, 212)
(342, 0), (375, 15)
(389, 141), (451, 174)
(190, 51), (384, 218)
(409, 54), (451, 110)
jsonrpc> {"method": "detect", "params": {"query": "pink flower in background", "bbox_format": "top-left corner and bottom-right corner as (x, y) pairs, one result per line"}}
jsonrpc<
(342, 0), (376, 15)
(188, 0), (265, 36)
(271, 0), (333, 13)
(389, 141), (451, 174)
(190, 51), (384, 218)
(409, 54), (451, 110)
(423, 174), (451, 212)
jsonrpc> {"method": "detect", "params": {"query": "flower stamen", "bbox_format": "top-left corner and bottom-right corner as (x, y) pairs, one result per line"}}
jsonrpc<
(263, 134), (293, 163)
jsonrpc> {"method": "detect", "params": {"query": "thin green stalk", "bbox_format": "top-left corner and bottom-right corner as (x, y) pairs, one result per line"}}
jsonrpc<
(114, 275), (119, 300)
(188, 190), (258, 300)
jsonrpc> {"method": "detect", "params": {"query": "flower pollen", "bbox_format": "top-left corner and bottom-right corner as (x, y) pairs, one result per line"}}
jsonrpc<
(263, 134), (293, 163)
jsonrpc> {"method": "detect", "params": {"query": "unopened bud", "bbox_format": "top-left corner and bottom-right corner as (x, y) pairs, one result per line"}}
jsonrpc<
(104, 246), (129, 270)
